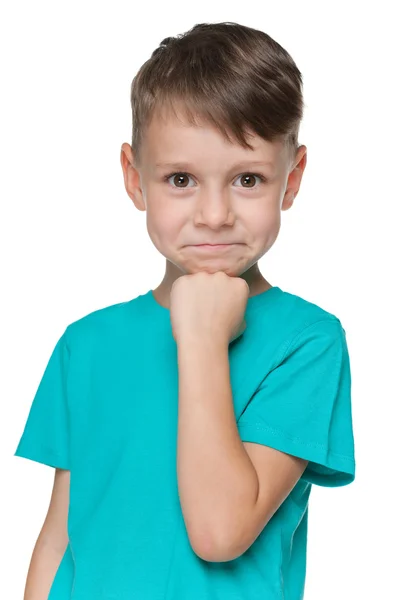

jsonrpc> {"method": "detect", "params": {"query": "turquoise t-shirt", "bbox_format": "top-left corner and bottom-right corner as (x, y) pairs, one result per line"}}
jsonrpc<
(14, 285), (356, 599)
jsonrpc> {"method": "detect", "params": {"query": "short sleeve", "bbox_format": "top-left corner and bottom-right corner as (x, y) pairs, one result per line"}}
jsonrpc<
(14, 329), (71, 470)
(237, 318), (356, 487)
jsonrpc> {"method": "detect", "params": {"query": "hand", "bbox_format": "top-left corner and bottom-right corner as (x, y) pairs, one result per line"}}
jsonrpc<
(170, 271), (249, 346)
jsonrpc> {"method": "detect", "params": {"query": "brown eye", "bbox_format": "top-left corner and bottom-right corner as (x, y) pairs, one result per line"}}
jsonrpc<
(233, 173), (266, 188)
(165, 172), (194, 188)
(240, 174), (256, 188)
(173, 174), (189, 187)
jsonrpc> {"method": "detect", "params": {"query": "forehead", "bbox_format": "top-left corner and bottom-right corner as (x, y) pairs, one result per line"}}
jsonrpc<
(143, 107), (286, 168)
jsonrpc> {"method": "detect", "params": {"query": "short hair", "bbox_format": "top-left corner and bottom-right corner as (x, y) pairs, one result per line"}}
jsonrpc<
(130, 22), (304, 168)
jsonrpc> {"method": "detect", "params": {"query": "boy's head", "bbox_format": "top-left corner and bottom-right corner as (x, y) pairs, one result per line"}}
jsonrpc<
(121, 22), (307, 294)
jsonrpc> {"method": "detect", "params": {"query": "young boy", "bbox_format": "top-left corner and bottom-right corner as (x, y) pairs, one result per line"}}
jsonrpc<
(14, 21), (356, 600)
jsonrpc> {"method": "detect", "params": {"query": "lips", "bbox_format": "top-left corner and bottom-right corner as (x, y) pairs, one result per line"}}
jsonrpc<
(189, 243), (238, 251)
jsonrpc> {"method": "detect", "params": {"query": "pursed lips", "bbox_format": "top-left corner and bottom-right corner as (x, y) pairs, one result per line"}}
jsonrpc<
(188, 243), (240, 250)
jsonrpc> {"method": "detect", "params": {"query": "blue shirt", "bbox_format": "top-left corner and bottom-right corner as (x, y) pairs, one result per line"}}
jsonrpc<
(14, 285), (356, 599)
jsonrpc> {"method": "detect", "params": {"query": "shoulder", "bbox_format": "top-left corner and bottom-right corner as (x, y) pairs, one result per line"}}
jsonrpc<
(279, 288), (342, 325)
(261, 288), (347, 366)
(276, 289), (348, 360)
(63, 292), (145, 351)
(276, 288), (346, 335)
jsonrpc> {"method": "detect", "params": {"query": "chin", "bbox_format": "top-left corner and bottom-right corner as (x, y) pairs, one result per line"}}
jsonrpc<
(185, 263), (243, 277)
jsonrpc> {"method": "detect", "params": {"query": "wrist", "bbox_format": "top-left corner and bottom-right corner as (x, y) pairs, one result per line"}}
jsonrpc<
(176, 332), (229, 353)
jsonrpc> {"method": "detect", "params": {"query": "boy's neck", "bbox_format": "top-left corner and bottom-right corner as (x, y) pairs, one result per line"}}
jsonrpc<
(151, 262), (272, 310)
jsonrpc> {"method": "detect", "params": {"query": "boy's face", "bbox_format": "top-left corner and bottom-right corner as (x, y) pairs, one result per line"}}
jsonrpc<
(121, 108), (307, 294)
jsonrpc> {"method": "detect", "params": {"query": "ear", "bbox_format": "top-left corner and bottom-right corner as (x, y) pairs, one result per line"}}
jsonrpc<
(281, 146), (307, 212)
(120, 143), (146, 212)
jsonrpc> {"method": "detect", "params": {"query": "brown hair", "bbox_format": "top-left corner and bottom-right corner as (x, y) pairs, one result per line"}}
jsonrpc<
(129, 22), (304, 169)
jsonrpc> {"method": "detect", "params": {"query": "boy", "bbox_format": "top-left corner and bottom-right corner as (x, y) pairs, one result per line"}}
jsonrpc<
(14, 21), (356, 599)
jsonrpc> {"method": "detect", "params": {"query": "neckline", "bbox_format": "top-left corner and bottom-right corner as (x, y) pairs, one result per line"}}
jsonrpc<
(146, 285), (282, 315)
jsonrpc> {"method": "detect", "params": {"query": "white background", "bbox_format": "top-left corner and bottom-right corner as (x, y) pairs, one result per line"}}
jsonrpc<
(1, 1), (399, 598)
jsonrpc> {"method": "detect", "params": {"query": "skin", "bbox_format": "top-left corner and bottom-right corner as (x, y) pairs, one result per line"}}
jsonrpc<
(120, 107), (307, 308)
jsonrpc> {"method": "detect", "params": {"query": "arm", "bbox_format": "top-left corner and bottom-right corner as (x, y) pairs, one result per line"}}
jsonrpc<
(176, 337), (308, 563)
(23, 468), (70, 599)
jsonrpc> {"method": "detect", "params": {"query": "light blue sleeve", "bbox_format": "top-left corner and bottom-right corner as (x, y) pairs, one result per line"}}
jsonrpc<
(237, 318), (356, 487)
(14, 329), (71, 470)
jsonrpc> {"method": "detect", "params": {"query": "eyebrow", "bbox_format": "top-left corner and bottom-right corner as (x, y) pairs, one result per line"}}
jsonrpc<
(154, 160), (274, 170)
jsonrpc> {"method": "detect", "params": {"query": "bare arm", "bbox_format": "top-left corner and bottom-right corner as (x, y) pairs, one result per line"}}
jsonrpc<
(23, 468), (70, 600)
(177, 338), (259, 557)
(177, 337), (308, 562)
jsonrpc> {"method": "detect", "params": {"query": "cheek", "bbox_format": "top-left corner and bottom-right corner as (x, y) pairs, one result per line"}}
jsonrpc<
(251, 210), (281, 243)
(146, 202), (183, 247)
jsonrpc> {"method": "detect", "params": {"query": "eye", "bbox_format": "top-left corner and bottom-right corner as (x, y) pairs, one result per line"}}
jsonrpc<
(163, 172), (267, 190)
(233, 173), (267, 188)
(164, 172), (195, 189)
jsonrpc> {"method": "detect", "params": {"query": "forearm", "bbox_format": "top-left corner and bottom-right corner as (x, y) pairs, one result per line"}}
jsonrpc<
(176, 336), (259, 557)
(23, 536), (65, 600)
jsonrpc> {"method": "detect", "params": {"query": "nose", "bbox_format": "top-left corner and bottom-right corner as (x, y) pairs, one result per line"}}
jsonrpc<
(193, 192), (235, 229)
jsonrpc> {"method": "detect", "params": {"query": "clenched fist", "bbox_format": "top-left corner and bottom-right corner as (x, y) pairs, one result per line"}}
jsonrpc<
(170, 271), (249, 346)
